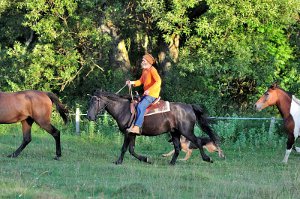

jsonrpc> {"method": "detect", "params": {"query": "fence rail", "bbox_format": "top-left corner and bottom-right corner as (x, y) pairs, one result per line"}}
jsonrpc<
(71, 108), (282, 134)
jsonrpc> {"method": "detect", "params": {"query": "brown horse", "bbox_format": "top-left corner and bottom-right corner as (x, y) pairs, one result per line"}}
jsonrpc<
(255, 83), (300, 163)
(0, 90), (68, 159)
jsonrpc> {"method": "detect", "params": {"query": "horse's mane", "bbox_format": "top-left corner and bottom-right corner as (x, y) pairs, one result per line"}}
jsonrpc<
(94, 89), (131, 101)
(269, 84), (292, 98)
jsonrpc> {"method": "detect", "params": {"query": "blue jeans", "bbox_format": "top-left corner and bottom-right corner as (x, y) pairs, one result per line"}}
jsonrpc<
(135, 95), (156, 127)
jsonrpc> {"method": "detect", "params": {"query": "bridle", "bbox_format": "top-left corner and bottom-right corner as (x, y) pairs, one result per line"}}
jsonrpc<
(90, 83), (133, 115)
(91, 95), (107, 115)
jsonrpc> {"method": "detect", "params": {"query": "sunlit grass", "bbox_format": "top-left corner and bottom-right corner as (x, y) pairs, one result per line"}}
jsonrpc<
(0, 122), (300, 198)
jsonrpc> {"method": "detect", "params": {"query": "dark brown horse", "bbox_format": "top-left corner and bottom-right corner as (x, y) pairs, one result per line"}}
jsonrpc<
(87, 90), (220, 165)
(255, 83), (300, 163)
(0, 90), (68, 159)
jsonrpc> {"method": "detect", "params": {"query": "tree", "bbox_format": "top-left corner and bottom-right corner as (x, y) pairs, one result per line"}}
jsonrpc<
(0, 0), (113, 93)
(0, 0), (299, 114)
(160, 0), (300, 113)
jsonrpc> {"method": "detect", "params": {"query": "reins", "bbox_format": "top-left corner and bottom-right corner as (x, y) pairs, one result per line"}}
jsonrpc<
(115, 83), (134, 101)
(92, 83), (134, 114)
(115, 84), (127, 94)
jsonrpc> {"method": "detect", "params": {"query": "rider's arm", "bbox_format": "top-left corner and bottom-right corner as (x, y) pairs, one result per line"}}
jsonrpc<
(133, 79), (142, 87)
(132, 72), (144, 87)
(147, 67), (161, 94)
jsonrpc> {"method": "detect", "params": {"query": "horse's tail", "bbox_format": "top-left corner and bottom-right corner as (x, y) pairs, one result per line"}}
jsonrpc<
(46, 92), (69, 124)
(192, 104), (219, 145)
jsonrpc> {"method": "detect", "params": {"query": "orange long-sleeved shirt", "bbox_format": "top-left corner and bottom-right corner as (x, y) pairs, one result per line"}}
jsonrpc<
(133, 66), (161, 98)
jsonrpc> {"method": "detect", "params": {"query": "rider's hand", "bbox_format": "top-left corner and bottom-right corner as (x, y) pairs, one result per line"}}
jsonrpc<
(144, 90), (149, 95)
(126, 80), (131, 85)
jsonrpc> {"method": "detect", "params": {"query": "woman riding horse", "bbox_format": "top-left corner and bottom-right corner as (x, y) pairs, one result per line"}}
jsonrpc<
(126, 53), (162, 135)
(87, 90), (220, 165)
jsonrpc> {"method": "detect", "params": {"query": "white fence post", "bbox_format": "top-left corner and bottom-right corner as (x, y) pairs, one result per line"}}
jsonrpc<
(268, 117), (276, 135)
(75, 108), (80, 134)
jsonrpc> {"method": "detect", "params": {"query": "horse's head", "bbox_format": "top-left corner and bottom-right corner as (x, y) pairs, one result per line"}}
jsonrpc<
(87, 95), (106, 121)
(255, 83), (280, 111)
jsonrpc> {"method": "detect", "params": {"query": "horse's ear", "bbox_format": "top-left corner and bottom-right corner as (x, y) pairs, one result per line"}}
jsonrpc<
(270, 81), (279, 89)
(94, 89), (103, 93)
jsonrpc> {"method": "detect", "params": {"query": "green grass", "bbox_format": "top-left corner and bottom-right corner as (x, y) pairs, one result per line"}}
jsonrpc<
(0, 123), (300, 198)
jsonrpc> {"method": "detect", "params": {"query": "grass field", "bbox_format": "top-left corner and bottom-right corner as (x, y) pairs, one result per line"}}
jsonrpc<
(0, 123), (300, 199)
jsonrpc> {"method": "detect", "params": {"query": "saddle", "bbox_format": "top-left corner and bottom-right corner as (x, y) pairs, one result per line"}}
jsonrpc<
(145, 98), (170, 116)
(128, 96), (170, 127)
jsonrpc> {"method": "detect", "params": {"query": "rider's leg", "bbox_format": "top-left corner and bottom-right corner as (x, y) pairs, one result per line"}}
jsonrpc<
(127, 95), (156, 134)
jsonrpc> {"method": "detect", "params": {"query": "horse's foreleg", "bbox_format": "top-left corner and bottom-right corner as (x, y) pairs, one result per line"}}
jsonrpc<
(8, 119), (33, 158)
(170, 135), (181, 165)
(115, 135), (130, 164)
(128, 135), (151, 163)
(283, 133), (295, 163)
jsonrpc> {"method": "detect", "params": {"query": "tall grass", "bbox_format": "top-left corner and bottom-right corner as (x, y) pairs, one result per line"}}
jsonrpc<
(0, 118), (299, 198)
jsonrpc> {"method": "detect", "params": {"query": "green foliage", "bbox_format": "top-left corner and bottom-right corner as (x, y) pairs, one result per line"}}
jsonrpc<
(163, 64), (220, 115)
(177, 0), (299, 111)
(0, 0), (299, 114)
(213, 116), (285, 148)
(0, 0), (113, 93)
(139, 0), (300, 113)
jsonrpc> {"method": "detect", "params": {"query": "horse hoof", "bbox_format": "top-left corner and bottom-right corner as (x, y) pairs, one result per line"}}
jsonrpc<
(146, 158), (152, 164)
(169, 161), (176, 165)
(7, 154), (17, 158)
(203, 157), (213, 163)
(114, 160), (123, 165)
(53, 156), (60, 160)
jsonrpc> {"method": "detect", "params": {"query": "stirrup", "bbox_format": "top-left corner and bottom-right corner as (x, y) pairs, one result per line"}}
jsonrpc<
(126, 125), (140, 135)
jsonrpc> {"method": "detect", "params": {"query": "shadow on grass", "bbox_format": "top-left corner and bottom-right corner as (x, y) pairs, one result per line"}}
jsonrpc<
(112, 183), (151, 198)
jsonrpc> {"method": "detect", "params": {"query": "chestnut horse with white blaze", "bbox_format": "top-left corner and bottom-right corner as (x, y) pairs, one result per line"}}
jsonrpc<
(255, 83), (300, 163)
(0, 90), (68, 159)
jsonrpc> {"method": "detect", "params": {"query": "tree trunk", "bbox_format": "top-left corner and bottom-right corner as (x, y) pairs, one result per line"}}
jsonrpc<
(100, 23), (131, 71)
(157, 33), (180, 76)
(169, 33), (180, 63)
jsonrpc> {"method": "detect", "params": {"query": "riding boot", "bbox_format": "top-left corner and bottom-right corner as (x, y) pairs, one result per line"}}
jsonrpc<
(126, 125), (140, 135)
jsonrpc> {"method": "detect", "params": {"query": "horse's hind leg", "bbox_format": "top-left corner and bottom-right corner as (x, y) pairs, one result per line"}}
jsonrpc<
(39, 123), (61, 160)
(128, 135), (151, 163)
(169, 133), (181, 165)
(8, 118), (34, 158)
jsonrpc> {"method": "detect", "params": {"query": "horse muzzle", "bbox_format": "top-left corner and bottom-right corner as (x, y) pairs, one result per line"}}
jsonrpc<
(87, 114), (96, 121)
(254, 103), (263, 111)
